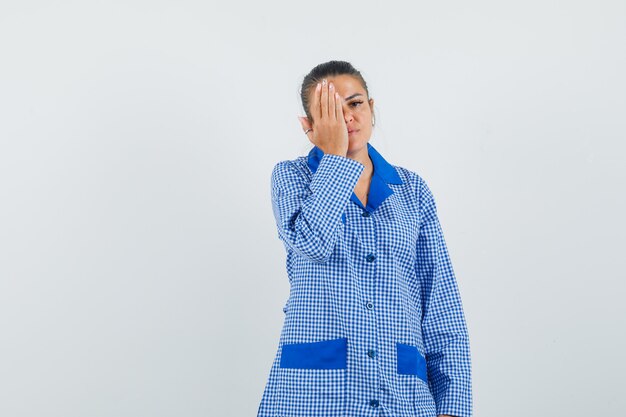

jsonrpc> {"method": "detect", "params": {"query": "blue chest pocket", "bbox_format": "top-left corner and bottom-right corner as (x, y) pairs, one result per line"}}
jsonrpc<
(280, 337), (348, 369)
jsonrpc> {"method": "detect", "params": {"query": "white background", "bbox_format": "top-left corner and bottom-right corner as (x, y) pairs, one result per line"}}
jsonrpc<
(1, 1), (624, 416)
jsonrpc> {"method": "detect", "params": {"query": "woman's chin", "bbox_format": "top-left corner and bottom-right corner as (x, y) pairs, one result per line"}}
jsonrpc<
(347, 137), (368, 154)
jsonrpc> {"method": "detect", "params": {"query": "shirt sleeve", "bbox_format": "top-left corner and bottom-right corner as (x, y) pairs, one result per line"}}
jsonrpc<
(270, 153), (364, 263)
(415, 178), (473, 417)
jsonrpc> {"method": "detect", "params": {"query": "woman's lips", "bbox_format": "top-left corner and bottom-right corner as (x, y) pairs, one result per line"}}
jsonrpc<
(348, 129), (359, 135)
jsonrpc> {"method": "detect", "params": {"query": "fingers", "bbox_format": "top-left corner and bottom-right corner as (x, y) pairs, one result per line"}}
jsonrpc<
(334, 88), (343, 120)
(320, 78), (328, 119)
(328, 83), (337, 119)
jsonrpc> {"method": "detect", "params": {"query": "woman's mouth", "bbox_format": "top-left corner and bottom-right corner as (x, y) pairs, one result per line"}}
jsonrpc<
(348, 129), (359, 135)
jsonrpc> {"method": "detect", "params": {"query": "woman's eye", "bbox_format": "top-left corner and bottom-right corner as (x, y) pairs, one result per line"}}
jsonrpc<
(350, 101), (363, 107)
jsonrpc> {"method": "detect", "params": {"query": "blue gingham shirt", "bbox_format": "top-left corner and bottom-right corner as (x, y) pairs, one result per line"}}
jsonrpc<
(257, 142), (472, 417)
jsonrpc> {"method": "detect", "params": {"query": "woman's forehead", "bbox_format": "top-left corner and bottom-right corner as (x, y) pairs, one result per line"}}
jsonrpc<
(308, 74), (365, 98)
(328, 75), (363, 92)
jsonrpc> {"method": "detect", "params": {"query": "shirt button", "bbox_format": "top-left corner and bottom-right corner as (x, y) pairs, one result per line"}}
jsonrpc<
(369, 399), (379, 408)
(367, 349), (377, 358)
(362, 211), (371, 217)
(366, 253), (376, 262)
(366, 302), (374, 310)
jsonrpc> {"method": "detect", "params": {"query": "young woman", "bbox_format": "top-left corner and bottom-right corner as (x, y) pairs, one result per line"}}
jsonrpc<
(257, 60), (472, 417)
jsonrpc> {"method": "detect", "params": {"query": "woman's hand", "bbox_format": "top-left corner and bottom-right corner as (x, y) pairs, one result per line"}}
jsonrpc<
(298, 78), (349, 157)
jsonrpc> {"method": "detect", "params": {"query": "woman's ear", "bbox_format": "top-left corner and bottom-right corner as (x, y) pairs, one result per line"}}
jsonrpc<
(298, 116), (312, 131)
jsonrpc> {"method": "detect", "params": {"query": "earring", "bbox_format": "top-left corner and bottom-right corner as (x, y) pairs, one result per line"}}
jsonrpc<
(372, 116), (375, 126)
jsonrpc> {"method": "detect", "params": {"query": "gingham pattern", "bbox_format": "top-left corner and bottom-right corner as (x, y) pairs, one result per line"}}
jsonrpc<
(257, 143), (472, 417)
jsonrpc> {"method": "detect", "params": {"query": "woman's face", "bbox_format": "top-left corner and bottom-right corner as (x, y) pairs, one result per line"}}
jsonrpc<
(308, 74), (375, 154)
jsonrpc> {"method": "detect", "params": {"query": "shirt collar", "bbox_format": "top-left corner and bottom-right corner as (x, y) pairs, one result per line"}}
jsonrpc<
(306, 142), (403, 213)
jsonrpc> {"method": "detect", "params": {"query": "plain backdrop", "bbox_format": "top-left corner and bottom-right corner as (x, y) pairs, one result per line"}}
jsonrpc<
(1, 1), (625, 416)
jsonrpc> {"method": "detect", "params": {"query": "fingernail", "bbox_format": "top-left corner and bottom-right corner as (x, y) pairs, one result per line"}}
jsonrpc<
(322, 79), (327, 85)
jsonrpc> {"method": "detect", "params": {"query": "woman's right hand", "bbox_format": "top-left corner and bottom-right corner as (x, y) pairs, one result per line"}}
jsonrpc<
(298, 78), (349, 157)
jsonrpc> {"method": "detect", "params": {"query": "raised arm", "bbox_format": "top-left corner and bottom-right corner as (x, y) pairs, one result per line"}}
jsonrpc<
(270, 155), (363, 263)
(271, 78), (364, 263)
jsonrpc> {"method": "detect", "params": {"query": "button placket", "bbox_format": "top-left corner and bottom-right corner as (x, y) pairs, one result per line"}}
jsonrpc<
(355, 205), (382, 413)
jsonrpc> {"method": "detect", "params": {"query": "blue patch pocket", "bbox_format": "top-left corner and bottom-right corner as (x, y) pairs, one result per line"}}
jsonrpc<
(280, 337), (347, 369)
(397, 342), (428, 382)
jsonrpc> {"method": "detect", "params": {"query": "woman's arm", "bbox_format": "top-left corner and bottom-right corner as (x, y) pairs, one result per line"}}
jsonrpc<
(270, 154), (363, 263)
(415, 179), (473, 417)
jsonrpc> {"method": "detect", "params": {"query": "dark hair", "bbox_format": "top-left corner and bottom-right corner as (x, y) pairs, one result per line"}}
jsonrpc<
(300, 60), (370, 123)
